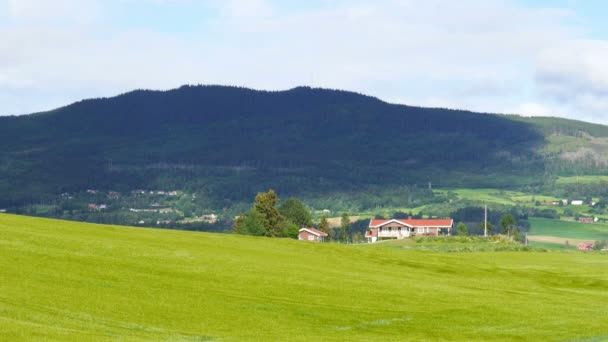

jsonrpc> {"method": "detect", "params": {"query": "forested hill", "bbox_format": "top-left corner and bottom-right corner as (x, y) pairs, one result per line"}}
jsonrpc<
(0, 85), (604, 207)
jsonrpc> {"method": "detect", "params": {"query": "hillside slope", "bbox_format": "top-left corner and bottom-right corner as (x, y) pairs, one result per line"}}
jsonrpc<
(512, 115), (608, 176)
(1, 214), (607, 341)
(0, 85), (546, 207)
(2, 85), (608, 209)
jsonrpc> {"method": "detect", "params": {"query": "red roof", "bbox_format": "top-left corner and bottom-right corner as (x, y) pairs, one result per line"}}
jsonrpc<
(369, 218), (453, 228)
(299, 227), (328, 237)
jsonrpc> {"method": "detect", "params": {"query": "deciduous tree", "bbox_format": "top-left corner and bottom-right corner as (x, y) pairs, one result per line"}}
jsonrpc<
(232, 209), (266, 236)
(500, 214), (515, 238)
(479, 221), (493, 235)
(279, 198), (312, 228)
(457, 222), (468, 236)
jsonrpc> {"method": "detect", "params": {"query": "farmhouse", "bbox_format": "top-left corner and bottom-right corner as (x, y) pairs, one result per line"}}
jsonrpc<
(577, 243), (593, 250)
(298, 227), (328, 242)
(366, 217), (453, 243)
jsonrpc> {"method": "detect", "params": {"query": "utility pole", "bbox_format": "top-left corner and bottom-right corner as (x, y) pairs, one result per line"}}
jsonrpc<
(484, 204), (488, 237)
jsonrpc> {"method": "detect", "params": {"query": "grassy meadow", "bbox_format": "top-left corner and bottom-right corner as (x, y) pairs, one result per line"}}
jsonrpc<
(1, 214), (608, 341)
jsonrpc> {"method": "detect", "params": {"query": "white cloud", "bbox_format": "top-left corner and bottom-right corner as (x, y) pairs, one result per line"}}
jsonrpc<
(5, 0), (100, 24)
(535, 40), (608, 122)
(0, 0), (607, 124)
(220, 0), (274, 18)
(512, 102), (560, 117)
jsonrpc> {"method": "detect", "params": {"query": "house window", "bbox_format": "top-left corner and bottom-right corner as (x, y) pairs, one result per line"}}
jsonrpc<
(308, 235), (315, 241)
(417, 227), (423, 233)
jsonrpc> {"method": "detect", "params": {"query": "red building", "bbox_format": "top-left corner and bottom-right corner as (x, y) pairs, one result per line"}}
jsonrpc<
(298, 227), (328, 242)
(366, 217), (453, 243)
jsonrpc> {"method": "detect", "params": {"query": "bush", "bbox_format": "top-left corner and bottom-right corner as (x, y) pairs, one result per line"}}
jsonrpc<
(593, 240), (607, 251)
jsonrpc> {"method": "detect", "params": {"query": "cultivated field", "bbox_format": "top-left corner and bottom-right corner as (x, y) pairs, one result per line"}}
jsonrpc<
(1, 214), (607, 341)
(434, 188), (560, 206)
(528, 217), (608, 240)
(556, 175), (608, 185)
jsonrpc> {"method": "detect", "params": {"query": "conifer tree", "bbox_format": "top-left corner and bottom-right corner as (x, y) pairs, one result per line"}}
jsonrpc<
(254, 189), (282, 237)
(318, 216), (331, 241)
(339, 213), (350, 243)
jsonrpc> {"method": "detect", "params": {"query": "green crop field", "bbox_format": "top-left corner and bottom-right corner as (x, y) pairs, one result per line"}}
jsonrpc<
(435, 188), (559, 206)
(529, 217), (608, 240)
(556, 175), (608, 185)
(1, 214), (608, 341)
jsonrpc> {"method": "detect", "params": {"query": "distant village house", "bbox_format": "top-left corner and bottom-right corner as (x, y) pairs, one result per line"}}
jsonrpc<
(201, 214), (218, 223)
(88, 204), (106, 211)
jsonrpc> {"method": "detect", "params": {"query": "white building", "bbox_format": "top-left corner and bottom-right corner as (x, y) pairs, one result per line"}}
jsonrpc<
(366, 218), (454, 243)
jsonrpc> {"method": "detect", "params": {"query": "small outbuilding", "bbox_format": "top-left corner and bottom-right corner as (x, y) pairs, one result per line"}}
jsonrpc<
(298, 227), (328, 242)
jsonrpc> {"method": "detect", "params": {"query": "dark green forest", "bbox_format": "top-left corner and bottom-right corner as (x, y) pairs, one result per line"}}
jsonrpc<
(1, 85), (607, 222)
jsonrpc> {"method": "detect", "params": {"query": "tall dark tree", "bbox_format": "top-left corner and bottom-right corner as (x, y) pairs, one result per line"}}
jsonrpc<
(318, 216), (331, 241)
(253, 189), (282, 237)
(339, 213), (351, 243)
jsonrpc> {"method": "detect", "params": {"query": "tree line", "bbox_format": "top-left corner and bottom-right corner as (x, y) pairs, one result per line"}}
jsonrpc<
(232, 189), (355, 242)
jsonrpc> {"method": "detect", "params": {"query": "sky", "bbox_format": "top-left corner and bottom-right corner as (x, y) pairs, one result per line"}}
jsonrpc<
(1, 0), (608, 124)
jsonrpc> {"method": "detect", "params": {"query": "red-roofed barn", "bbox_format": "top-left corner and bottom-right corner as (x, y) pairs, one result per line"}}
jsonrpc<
(298, 227), (328, 242)
(366, 217), (453, 243)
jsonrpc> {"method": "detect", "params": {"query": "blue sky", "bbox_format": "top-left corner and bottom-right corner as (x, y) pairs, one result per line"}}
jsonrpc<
(1, 0), (608, 124)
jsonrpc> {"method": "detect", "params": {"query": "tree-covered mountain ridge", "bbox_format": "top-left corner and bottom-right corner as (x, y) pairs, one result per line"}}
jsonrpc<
(1, 85), (607, 207)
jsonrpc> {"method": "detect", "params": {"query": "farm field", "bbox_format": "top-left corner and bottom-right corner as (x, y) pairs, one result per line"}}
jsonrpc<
(528, 217), (608, 240)
(556, 175), (608, 185)
(1, 214), (608, 341)
(434, 188), (560, 206)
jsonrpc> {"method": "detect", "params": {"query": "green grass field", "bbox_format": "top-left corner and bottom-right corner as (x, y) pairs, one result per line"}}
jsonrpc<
(529, 217), (608, 240)
(1, 214), (608, 341)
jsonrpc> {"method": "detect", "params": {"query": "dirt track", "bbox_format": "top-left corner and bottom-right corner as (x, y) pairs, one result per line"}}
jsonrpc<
(527, 235), (594, 245)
